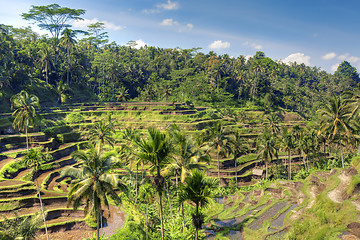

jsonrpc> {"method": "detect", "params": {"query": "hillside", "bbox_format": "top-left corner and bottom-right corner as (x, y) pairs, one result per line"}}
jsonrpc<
(0, 101), (357, 239)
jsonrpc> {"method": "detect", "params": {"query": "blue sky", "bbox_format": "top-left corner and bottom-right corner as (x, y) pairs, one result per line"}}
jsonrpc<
(1, 0), (360, 73)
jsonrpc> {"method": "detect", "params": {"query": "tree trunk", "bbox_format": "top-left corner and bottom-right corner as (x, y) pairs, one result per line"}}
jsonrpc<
(146, 205), (149, 240)
(96, 208), (100, 240)
(167, 181), (174, 225)
(45, 62), (49, 88)
(25, 122), (29, 152)
(288, 149), (291, 180)
(340, 139), (344, 168)
(159, 191), (165, 240)
(135, 163), (138, 198)
(181, 202), (186, 231)
(157, 167), (165, 240)
(234, 156), (237, 186)
(67, 47), (70, 85)
(265, 157), (268, 179)
(217, 146), (221, 184)
(36, 177), (49, 240)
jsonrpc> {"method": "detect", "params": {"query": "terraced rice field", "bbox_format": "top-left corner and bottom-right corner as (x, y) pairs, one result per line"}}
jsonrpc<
(1, 101), (352, 239)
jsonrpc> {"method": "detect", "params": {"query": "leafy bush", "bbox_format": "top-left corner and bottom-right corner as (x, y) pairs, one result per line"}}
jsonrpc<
(56, 132), (80, 143)
(66, 112), (85, 124)
(43, 125), (72, 137)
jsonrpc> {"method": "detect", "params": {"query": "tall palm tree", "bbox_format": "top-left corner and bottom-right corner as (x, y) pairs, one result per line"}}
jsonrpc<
(133, 128), (171, 240)
(165, 127), (209, 230)
(11, 90), (40, 151)
(23, 148), (52, 240)
(281, 126), (296, 179)
(61, 148), (127, 240)
(60, 28), (77, 85)
(257, 126), (278, 179)
(178, 169), (218, 240)
(229, 131), (249, 185)
(317, 95), (355, 168)
(88, 118), (115, 154)
(38, 43), (53, 88)
(138, 183), (155, 240)
(203, 121), (232, 183)
(165, 127), (209, 188)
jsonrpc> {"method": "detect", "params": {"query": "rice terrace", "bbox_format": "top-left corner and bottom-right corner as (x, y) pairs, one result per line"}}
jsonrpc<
(1, 2), (360, 240)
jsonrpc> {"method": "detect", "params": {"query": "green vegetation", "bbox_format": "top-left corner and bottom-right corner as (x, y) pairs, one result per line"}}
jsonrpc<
(1, 4), (360, 240)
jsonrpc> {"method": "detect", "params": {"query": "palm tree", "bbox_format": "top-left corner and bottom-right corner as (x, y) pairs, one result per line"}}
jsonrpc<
(257, 126), (278, 179)
(61, 148), (127, 240)
(38, 43), (53, 87)
(229, 131), (249, 185)
(115, 86), (130, 102)
(60, 28), (77, 85)
(54, 80), (71, 105)
(203, 121), (232, 183)
(138, 183), (155, 240)
(264, 112), (281, 134)
(165, 127), (209, 188)
(88, 118), (115, 154)
(165, 126), (209, 230)
(23, 148), (52, 240)
(178, 169), (218, 240)
(317, 95), (355, 168)
(11, 90), (40, 151)
(281, 126), (296, 179)
(133, 128), (171, 240)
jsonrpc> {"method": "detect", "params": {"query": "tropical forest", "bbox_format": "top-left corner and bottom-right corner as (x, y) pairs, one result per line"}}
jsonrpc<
(1, 3), (360, 240)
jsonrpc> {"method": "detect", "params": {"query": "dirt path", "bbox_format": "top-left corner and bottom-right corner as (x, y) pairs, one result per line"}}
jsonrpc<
(327, 171), (352, 203)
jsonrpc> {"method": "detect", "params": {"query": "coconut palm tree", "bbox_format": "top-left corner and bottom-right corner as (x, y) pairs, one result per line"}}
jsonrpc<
(23, 148), (52, 240)
(38, 43), (53, 87)
(10, 90), (40, 151)
(88, 118), (115, 154)
(178, 169), (218, 240)
(165, 126), (209, 188)
(60, 28), (77, 85)
(54, 80), (71, 105)
(317, 95), (355, 168)
(61, 148), (127, 240)
(165, 126), (209, 229)
(138, 183), (155, 240)
(280, 126), (296, 179)
(257, 126), (278, 179)
(264, 112), (281, 134)
(133, 128), (171, 240)
(203, 121), (232, 183)
(229, 130), (249, 185)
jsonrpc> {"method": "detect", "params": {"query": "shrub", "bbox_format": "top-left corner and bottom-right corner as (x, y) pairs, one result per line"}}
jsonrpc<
(66, 112), (85, 124)
(56, 132), (80, 143)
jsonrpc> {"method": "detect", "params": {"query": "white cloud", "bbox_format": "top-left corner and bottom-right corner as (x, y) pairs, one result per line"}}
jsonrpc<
(338, 53), (360, 63)
(73, 18), (124, 31)
(282, 53), (311, 66)
(160, 19), (193, 31)
(337, 53), (360, 63)
(157, 0), (179, 10)
(331, 63), (340, 72)
(143, 0), (179, 14)
(186, 23), (194, 30)
(243, 41), (262, 50)
(338, 53), (349, 61)
(322, 52), (336, 60)
(160, 18), (178, 26)
(209, 40), (231, 49)
(134, 39), (148, 49)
